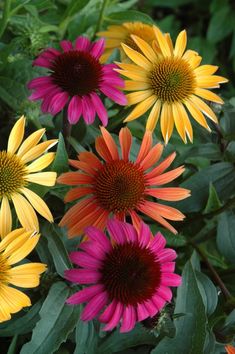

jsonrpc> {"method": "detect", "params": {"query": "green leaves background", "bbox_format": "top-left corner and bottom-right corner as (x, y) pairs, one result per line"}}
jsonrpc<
(0, 0), (235, 353)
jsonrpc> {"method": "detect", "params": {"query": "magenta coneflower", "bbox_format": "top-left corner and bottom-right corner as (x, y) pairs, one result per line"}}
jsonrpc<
(65, 219), (181, 333)
(28, 37), (127, 125)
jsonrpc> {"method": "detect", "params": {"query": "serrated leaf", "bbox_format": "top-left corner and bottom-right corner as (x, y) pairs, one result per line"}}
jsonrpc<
(152, 261), (207, 354)
(52, 133), (69, 174)
(20, 282), (80, 354)
(217, 211), (235, 265)
(203, 183), (222, 214)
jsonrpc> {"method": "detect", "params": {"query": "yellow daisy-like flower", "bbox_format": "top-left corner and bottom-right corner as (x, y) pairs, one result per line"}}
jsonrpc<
(0, 116), (57, 238)
(97, 22), (155, 62)
(116, 27), (228, 143)
(0, 228), (46, 323)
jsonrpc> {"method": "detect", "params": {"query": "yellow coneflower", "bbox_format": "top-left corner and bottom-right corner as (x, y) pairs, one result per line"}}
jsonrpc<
(116, 27), (228, 143)
(0, 116), (57, 238)
(0, 227), (46, 323)
(97, 22), (155, 62)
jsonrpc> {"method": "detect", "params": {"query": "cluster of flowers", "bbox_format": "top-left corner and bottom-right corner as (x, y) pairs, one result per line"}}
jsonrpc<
(0, 22), (228, 333)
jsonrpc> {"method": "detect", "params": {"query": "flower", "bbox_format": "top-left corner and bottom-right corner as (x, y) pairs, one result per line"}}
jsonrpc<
(28, 37), (127, 126)
(0, 116), (57, 238)
(58, 127), (190, 237)
(65, 219), (182, 333)
(97, 22), (156, 62)
(116, 27), (228, 143)
(0, 227), (46, 323)
(226, 345), (235, 354)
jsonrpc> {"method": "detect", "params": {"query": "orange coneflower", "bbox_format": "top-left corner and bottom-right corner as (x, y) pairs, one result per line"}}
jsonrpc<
(226, 345), (235, 354)
(58, 127), (190, 237)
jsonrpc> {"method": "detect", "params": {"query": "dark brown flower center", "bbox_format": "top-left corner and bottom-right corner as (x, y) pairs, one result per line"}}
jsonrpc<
(94, 160), (145, 213)
(50, 50), (103, 96)
(149, 57), (196, 103)
(100, 242), (161, 305)
(0, 151), (26, 198)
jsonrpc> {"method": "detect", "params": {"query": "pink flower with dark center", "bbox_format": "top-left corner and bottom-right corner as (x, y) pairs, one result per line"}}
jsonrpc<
(65, 219), (181, 333)
(28, 37), (127, 125)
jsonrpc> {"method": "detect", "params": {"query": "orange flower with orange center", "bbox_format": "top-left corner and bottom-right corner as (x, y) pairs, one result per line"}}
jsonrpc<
(58, 127), (190, 237)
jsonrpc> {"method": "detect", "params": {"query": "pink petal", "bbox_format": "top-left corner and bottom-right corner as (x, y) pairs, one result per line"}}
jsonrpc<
(48, 91), (69, 115)
(99, 300), (117, 323)
(79, 241), (107, 260)
(84, 226), (111, 251)
(103, 302), (124, 331)
(90, 38), (105, 59)
(102, 64), (117, 73)
(64, 269), (100, 284)
(66, 284), (104, 305)
(40, 48), (60, 60)
(68, 96), (82, 124)
(157, 249), (177, 262)
(27, 76), (53, 89)
(33, 56), (51, 68)
(60, 40), (73, 52)
(75, 36), (91, 51)
(121, 222), (137, 243)
(100, 85), (127, 105)
(81, 96), (96, 124)
(156, 285), (172, 302)
(144, 299), (158, 317)
(81, 291), (108, 321)
(28, 85), (58, 100)
(107, 219), (125, 244)
(69, 251), (102, 269)
(161, 262), (175, 273)
(102, 74), (125, 88)
(161, 273), (182, 287)
(152, 294), (166, 311)
(137, 302), (149, 321)
(41, 91), (60, 113)
(139, 222), (151, 248)
(120, 306), (136, 333)
(90, 93), (108, 126)
(150, 232), (166, 253)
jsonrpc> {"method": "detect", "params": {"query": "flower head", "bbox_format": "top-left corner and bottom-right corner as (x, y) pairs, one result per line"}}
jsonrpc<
(0, 227), (46, 323)
(58, 127), (190, 237)
(116, 27), (228, 143)
(65, 219), (181, 333)
(97, 22), (155, 62)
(0, 116), (57, 238)
(28, 37), (127, 126)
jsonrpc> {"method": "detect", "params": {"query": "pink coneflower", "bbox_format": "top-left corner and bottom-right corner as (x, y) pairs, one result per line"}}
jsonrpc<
(65, 219), (182, 333)
(28, 37), (127, 125)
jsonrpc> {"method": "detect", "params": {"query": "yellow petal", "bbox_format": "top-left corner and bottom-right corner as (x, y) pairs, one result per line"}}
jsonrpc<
(126, 90), (153, 105)
(21, 140), (58, 164)
(131, 35), (157, 63)
(185, 99), (211, 131)
(153, 26), (172, 57)
(190, 95), (218, 123)
(165, 33), (174, 55)
(177, 103), (193, 142)
(104, 38), (122, 48)
(125, 80), (150, 91)
(174, 30), (187, 58)
(183, 49), (198, 61)
(27, 152), (56, 173)
(172, 103), (187, 143)
(194, 64), (218, 76)
(197, 75), (228, 88)
(195, 88), (224, 104)
(6, 232), (40, 265)
(115, 69), (148, 82)
(189, 55), (202, 69)
(7, 116), (25, 154)
(146, 100), (161, 131)
(8, 263), (46, 288)
(25, 172), (57, 186)
(121, 43), (153, 70)
(97, 30), (126, 39)
(0, 285), (31, 312)
(17, 128), (45, 158)
(160, 103), (174, 143)
(124, 95), (157, 122)
(21, 187), (53, 222)
(0, 228), (25, 253)
(11, 193), (39, 232)
(0, 197), (12, 239)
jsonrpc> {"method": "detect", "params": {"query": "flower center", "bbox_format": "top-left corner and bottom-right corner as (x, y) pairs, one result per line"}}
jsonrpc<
(149, 57), (196, 103)
(100, 242), (161, 305)
(51, 50), (103, 96)
(0, 151), (26, 198)
(94, 160), (145, 213)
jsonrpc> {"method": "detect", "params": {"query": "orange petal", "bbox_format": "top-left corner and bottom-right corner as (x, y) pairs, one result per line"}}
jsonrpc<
(140, 143), (163, 171)
(64, 187), (94, 203)
(95, 136), (113, 162)
(68, 207), (106, 237)
(146, 152), (176, 179)
(79, 152), (103, 169)
(69, 160), (97, 176)
(119, 127), (132, 161)
(148, 166), (185, 185)
(145, 187), (190, 201)
(100, 127), (119, 160)
(59, 198), (96, 228)
(136, 131), (153, 163)
(57, 172), (94, 185)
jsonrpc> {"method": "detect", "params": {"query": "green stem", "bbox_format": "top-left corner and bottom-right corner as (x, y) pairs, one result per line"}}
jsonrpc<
(94, 0), (109, 36)
(0, 0), (12, 39)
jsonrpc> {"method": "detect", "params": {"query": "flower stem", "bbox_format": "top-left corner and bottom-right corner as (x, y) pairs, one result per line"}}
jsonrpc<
(94, 0), (109, 35)
(0, 0), (12, 39)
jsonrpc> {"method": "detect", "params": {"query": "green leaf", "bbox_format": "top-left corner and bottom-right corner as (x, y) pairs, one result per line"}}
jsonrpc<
(52, 133), (69, 174)
(152, 261), (207, 354)
(20, 282), (80, 354)
(207, 6), (234, 43)
(42, 223), (71, 277)
(195, 271), (218, 316)
(203, 183), (222, 214)
(107, 10), (154, 24)
(220, 107), (235, 141)
(146, 0), (195, 7)
(217, 211), (235, 265)
(63, 0), (89, 18)
(7, 335), (18, 354)
(98, 325), (157, 354)
(74, 320), (98, 354)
